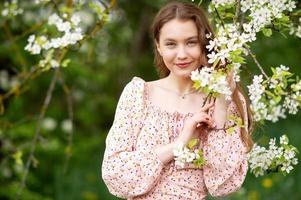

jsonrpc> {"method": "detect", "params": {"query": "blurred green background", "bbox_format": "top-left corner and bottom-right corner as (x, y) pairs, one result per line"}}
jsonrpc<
(0, 0), (300, 200)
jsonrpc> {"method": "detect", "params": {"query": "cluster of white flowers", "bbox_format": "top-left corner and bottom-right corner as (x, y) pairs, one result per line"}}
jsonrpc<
(204, 0), (297, 95)
(191, 67), (232, 100)
(0, 70), (19, 90)
(1, 0), (23, 17)
(25, 13), (84, 55)
(248, 135), (298, 177)
(42, 117), (73, 133)
(206, 24), (250, 64)
(283, 79), (301, 114)
(36, 49), (60, 69)
(173, 141), (201, 168)
(34, 0), (50, 4)
(241, 0), (296, 33)
(206, 0), (296, 67)
(247, 74), (267, 121)
(289, 18), (301, 38)
(247, 65), (300, 122)
(269, 65), (290, 89)
(211, 0), (236, 7)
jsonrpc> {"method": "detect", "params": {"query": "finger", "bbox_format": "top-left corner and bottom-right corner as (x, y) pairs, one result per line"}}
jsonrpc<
(200, 101), (214, 112)
(208, 106), (215, 116)
(199, 116), (216, 127)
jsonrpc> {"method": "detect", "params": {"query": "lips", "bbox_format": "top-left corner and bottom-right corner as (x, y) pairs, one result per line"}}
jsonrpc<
(175, 61), (193, 68)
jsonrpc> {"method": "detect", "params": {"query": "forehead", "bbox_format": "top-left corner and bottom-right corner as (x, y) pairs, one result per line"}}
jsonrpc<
(159, 19), (198, 40)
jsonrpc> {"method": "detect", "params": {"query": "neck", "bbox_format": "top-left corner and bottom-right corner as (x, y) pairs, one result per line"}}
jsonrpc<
(164, 74), (194, 94)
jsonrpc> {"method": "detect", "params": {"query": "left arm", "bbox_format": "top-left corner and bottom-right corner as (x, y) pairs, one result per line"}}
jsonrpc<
(203, 96), (248, 197)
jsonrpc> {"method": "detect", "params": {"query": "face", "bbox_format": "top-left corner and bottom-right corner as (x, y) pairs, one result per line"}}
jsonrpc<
(156, 19), (203, 78)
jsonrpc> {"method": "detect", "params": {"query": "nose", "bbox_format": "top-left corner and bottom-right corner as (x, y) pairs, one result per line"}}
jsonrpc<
(177, 45), (188, 60)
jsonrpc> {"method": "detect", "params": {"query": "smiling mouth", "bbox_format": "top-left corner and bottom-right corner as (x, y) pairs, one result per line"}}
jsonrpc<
(175, 61), (193, 68)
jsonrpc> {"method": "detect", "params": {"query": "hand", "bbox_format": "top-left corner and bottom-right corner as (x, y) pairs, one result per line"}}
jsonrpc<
(177, 100), (215, 145)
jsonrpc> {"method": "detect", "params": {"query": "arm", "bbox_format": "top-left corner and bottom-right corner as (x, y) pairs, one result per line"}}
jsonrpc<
(203, 95), (248, 197)
(101, 79), (164, 198)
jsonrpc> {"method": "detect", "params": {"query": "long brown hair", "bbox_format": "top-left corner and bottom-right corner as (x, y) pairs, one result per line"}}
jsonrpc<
(151, 1), (254, 151)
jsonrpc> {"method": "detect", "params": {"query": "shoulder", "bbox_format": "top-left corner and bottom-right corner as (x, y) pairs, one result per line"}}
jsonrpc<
(127, 76), (165, 92)
(122, 76), (145, 95)
(143, 77), (167, 92)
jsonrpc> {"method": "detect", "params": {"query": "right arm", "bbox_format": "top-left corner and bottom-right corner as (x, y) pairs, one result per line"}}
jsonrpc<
(101, 80), (164, 198)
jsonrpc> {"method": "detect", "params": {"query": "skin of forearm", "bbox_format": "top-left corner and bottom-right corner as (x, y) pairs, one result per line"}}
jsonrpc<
(213, 95), (229, 128)
(154, 140), (179, 165)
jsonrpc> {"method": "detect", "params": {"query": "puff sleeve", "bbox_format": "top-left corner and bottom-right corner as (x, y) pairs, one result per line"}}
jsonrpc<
(101, 77), (164, 199)
(203, 93), (248, 197)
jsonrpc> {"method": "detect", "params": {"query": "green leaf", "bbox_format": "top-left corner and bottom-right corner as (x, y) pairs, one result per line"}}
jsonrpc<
(262, 28), (272, 37)
(187, 138), (200, 149)
(61, 59), (71, 68)
(227, 127), (235, 135)
(265, 90), (275, 98)
(193, 149), (206, 168)
(193, 81), (201, 90)
(12, 150), (23, 166)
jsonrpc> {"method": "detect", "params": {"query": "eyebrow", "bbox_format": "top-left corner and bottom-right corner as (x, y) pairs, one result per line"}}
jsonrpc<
(163, 36), (198, 42)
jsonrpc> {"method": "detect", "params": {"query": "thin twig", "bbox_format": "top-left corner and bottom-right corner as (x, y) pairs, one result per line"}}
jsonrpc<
(16, 68), (59, 200)
(57, 69), (74, 174)
(1, 66), (39, 101)
(244, 46), (269, 80)
(2, 21), (28, 71)
(234, 0), (241, 24)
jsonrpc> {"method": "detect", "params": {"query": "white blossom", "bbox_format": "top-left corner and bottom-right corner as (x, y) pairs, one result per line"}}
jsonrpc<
(71, 14), (81, 26)
(25, 13), (84, 55)
(191, 67), (232, 100)
(35, 0), (50, 4)
(61, 119), (73, 133)
(42, 117), (57, 131)
(1, 0), (23, 17)
(248, 135), (298, 177)
(212, 0), (236, 7)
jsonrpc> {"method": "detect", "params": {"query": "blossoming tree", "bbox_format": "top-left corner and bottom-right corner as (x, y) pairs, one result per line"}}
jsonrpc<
(0, 0), (300, 199)
(190, 0), (300, 177)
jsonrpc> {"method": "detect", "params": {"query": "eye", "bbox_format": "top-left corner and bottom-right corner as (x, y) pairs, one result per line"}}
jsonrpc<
(165, 42), (176, 48)
(187, 40), (198, 46)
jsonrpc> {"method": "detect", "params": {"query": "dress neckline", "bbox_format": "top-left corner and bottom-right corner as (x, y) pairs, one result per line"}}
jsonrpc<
(136, 77), (196, 117)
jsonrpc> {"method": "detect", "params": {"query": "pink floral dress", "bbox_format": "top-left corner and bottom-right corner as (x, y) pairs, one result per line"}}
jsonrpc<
(102, 77), (248, 200)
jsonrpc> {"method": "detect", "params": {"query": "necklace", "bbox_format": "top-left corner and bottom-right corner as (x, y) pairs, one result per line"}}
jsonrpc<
(156, 85), (198, 99)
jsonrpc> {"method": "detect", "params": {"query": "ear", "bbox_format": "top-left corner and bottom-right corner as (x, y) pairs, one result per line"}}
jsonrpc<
(156, 41), (162, 56)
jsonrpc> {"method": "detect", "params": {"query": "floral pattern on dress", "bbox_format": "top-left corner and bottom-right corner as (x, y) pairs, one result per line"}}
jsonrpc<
(102, 76), (248, 200)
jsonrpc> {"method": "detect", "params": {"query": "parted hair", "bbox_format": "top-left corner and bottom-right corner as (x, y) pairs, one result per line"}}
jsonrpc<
(151, 1), (254, 151)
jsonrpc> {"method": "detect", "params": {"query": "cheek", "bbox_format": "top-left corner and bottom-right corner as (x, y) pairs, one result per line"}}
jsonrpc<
(190, 47), (202, 59)
(161, 50), (176, 62)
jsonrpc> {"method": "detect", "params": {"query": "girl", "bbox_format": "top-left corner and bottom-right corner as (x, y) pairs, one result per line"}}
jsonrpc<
(102, 1), (253, 199)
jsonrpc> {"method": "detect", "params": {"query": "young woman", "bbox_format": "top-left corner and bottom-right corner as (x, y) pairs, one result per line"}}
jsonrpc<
(102, 1), (253, 199)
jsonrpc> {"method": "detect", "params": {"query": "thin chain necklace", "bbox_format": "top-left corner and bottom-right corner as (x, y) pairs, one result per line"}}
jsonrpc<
(156, 85), (198, 99)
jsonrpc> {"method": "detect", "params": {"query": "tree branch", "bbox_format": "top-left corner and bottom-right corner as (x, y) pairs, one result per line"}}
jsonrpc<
(16, 68), (59, 200)
(57, 69), (74, 174)
(244, 45), (269, 80)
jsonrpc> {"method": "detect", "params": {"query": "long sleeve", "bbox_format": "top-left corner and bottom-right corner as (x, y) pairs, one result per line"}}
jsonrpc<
(203, 94), (248, 197)
(101, 77), (164, 199)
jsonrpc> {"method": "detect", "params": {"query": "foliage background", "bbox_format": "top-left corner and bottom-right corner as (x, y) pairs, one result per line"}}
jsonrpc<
(0, 0), (300, 199)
